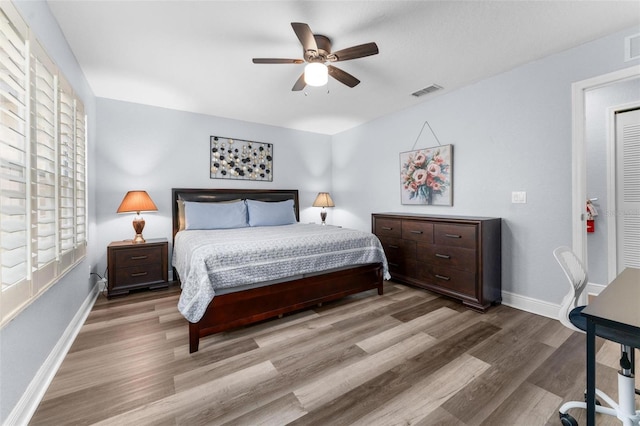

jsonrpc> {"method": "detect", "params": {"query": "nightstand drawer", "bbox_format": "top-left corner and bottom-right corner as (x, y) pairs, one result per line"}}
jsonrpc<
(115, 265), (165, 286)
(115, 246), (163, 268)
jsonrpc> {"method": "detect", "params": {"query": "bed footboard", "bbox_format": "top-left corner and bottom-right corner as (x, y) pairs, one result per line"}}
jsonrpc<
(189, 262), (384, 353)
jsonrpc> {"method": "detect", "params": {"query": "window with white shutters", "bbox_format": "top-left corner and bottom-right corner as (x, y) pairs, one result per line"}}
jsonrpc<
(0, 5), (30, 321)
(0, 3), (88, 325)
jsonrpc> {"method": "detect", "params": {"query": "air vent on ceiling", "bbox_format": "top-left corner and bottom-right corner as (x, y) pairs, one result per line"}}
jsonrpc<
(411, 84), (443, 97)
(625, 33), (640, 62)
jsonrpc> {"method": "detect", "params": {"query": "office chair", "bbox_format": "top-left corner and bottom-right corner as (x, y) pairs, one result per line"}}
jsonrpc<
(554, 246), (640, 426)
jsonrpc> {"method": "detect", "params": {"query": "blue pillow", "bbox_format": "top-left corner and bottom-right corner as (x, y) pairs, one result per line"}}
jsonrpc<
(183, 200), (248, 230)
(246, 199), (297, 227)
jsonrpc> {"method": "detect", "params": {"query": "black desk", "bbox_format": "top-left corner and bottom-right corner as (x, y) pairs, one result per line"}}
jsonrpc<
(581, 268), (640, 426)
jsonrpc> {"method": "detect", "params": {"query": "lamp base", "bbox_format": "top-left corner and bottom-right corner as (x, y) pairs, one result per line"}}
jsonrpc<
(132, 218), (146, 243)
(320, 209), (327, 225)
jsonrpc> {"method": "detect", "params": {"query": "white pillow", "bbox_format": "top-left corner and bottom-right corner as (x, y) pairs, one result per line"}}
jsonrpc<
(183, 200), (248, 230)
(246, 199), (296, 227)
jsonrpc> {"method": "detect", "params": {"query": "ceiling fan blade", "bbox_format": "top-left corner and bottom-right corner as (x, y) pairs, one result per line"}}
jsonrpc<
(292, 73), (306, 91)
(328, 65), (360, 88)
(329, 42), (379, 61)
(291, 22), (317, 53)
(252, 58), (304, 64)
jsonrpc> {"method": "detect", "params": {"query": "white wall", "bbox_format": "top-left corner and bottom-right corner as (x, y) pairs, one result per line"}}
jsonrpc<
(1, 1), (97, 423)
(94, 98), (333, 276)
(331, 26), (640, 308)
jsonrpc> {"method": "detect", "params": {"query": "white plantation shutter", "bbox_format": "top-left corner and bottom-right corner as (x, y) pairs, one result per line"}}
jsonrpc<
(57, 77), (75, 270)
(31, 41), (57, 292)
(74, 100), (86, 260)
(0, 2), (88, 325)
(0, 5), (30, 321)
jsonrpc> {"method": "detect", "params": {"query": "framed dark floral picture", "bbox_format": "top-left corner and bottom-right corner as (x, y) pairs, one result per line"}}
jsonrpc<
(400, 145), (453, 205)
(210, 136), (273, 181)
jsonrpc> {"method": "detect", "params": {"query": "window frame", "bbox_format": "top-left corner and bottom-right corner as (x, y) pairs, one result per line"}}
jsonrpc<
(0, 2), (87, 326)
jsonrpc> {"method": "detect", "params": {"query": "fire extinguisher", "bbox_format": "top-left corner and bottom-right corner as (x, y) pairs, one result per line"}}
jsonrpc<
(586, 198), (598, 233)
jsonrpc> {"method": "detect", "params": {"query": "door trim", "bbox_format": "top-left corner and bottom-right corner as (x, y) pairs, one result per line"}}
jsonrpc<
(571, 65), (640, 267)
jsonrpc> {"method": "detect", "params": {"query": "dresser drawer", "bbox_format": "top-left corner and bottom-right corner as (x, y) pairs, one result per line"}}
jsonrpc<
(417, 265), (477, 298)
(374, 218), (402, 238)
(417, 244), (476, 273)
(115, 246), (163, 268)
(401, 220), (434, 243)
(387, 257), (416, 279)
(380, 237), (416, 262)
(434, 224), (476, 249)
(115, 265), (165, 286)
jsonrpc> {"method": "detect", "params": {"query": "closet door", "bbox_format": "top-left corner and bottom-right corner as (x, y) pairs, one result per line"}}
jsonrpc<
(616, 108), (640, 272)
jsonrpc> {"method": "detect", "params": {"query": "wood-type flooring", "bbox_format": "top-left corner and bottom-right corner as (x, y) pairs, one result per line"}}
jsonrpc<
(31, 281), (639, 425)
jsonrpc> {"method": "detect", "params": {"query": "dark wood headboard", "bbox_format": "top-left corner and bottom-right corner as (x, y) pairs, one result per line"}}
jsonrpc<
(171, 188), (300, 240)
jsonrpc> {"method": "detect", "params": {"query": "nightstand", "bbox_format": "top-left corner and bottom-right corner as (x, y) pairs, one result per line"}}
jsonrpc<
(107, 238), (168, 298)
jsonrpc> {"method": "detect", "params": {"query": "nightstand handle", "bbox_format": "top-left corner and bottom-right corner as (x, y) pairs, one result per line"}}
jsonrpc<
(445, 234), (461, 239)
(131, 272), (148, 277)
(410, 230), (423, 234)
(435, 274), (451, 281)
(381, 226), (393, 231)
(130, 255), (148, 260)
(435, 253), (451, 259)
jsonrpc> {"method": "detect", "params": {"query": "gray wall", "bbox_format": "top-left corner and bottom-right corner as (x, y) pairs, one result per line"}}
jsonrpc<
(94, 99), (333, 276)
(331, 26), (640, 306)
(1, 0), (97, 423)
(585, 78), (640, 285)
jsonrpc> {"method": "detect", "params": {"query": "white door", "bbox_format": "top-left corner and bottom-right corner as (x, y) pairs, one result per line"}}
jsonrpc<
(615, 108), (640, 272)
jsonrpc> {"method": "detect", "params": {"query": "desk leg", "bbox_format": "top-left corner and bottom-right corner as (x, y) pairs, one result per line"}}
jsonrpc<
(586, 319), (596, 426)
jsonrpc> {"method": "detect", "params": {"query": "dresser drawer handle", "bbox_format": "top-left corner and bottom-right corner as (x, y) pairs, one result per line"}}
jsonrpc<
(130, 255), (148, 260)
(381, 226), (393, 231)
(131, 272), (148, 277)
(387, 244), (399, 249)
(435, 274), (450, 281)
(435, 253), (451, 259)
(445, 234), (461, 239)
(410, 230), (423, 234)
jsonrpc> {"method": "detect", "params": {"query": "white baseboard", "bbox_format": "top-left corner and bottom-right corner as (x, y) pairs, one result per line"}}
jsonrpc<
(501, 290), (560, 320)
(501, 281), (605, 321)
(5, 283), (99, 426)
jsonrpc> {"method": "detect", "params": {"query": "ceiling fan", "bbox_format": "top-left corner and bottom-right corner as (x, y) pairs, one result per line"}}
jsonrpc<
(252, 22), (379, 91)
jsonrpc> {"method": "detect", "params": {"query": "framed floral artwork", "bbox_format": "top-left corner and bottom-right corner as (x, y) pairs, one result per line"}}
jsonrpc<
(210, 136), (273, 181)
(400, 145), (453, 205)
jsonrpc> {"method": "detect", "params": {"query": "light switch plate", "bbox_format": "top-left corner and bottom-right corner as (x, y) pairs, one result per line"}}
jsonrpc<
(512, 191), (527, 203)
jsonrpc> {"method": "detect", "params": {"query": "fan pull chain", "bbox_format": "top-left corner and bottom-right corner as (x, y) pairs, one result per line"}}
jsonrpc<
(411, 120), (442, 151)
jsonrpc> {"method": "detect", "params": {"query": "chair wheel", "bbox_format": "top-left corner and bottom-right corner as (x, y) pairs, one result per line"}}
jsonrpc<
(559, 412), (578, 426)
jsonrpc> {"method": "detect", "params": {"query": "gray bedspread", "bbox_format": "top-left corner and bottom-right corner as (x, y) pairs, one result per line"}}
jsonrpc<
(173, 223), (390, 322)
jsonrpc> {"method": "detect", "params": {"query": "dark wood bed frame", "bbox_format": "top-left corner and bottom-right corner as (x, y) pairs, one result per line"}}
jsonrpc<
(172, 188), (384, 353)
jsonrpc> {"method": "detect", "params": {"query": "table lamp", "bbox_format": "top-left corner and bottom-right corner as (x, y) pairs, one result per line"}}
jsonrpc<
(117, 190), (158, 243)
(312, 192), (335, 225)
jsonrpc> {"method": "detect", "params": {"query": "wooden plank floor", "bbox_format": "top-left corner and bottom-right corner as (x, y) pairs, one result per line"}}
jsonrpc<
(31, 281), (638, 425)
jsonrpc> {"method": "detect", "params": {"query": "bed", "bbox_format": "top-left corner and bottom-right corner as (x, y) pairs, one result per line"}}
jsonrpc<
(171, 188), (389, 353)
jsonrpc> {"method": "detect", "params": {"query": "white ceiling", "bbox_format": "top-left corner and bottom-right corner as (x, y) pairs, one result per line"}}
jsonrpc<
(47, 1), (640, 135)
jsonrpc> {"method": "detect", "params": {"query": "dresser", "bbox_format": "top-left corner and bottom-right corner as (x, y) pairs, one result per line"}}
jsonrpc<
(372, 213), (501, 312)
(107, 238), (169, 298)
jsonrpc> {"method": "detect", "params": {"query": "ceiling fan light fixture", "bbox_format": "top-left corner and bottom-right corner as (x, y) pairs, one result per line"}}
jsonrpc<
(304, 62), (328, 86)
